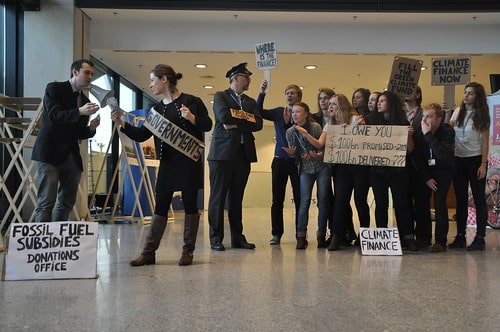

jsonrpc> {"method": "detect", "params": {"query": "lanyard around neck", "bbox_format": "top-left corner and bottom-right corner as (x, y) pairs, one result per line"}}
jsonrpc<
(462, 110), (475, 136)
(230, 91), (243, 109)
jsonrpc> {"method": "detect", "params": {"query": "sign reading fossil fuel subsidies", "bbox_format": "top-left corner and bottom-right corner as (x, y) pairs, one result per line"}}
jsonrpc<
(255, 41), (277, 70)
(387, 56), (422, 98)
(3, 222), (98, 280)
(431, 56), (470, 86)
(324, 125), (408, 167)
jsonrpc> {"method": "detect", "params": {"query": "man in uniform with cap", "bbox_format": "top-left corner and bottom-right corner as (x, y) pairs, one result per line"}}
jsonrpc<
(207, 62), (263, 251)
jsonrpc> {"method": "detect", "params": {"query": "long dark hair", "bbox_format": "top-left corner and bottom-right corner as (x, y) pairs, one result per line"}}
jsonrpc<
(379, 91), (408, 125)
(352, 88), (371, 116)
(455, 82), (490, 132)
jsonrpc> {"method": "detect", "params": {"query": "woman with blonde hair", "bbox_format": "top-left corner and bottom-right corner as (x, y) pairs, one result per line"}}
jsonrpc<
(327, 94), (370, 250)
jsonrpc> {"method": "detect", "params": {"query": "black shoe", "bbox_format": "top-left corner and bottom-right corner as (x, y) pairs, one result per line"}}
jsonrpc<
(232, 236), (256, 249)
(317, 236), (329, 248)
(269, 235), (281, 245)
(467, 236), (485, 251)
(129, 254), (155, 266)
(327, 235), (341, 251)
(416, 238), (431, 250)
(211, 241), (225, 251)
(402, 238), (418, 252)
(448, 235), (466, 249)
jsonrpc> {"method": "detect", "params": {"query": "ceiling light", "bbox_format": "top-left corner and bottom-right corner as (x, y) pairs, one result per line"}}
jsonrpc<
(421, 66), (427, 71)
(299, 86), (304, 90)
(304, 65), (317, 70)
(195, 64), (207, 69)
(204, 85), (214, 89)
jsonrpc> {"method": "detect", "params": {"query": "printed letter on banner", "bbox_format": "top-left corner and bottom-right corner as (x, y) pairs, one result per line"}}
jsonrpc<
(143, 108), (205, 162)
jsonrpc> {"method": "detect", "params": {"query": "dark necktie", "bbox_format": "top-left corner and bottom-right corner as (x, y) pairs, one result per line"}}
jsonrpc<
(76, 91), (83, 107)
(238, 94), (243, 110)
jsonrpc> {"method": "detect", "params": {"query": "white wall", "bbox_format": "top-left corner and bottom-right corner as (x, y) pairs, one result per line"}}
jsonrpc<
(23, 0), (91, 219)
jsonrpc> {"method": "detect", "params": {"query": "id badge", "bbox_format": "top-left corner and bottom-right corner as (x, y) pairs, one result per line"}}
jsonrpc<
(428, 159), (436, 166)
(458, 136), (468, 143)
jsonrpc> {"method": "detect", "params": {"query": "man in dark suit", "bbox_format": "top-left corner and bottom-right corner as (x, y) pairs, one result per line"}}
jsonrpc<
(32, 59), (101, 222)
(207, 62), (263, 251)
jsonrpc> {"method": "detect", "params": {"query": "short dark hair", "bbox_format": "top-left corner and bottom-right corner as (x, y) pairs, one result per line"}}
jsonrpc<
(70, 59), (94, 78)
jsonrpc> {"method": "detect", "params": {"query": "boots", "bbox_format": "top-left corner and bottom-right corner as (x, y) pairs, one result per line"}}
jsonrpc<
(296, 232), (308, 249)
(327, 235), (341, 251)
(130, 214), (167, 266)
(317, 231), (328, 248)
(179, 212), (200, 266)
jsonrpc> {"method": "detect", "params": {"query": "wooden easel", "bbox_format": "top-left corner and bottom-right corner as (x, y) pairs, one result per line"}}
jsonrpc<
(86, 112), (166, 224)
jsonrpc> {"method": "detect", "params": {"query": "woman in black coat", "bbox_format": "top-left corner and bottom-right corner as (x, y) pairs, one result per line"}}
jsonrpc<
(112, 64), (212, 266)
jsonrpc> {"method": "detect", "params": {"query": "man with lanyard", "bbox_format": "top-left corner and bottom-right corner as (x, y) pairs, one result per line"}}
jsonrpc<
(207, 63), (263, 251)
(257, 81), (301, 245)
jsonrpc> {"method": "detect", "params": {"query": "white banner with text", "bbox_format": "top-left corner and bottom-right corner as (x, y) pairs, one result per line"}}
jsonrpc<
(3, 222), (98, 280)
(324, 125), (408, 167)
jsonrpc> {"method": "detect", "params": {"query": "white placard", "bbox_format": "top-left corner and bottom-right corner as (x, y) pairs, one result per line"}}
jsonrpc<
(431, 56), (471, 86)
(324, 125), (408, 167)
(3, 222), (98, 280)
(359, 227), (402, 256)
(255, 41), (278, 70)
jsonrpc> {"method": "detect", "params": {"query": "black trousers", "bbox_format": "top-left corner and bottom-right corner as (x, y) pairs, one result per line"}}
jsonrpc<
(270, 156), (300, 236)
(414, 168), (454, 245)
(208, 146), (251, 244)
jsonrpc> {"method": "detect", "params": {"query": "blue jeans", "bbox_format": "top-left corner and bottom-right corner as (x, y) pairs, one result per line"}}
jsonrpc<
(297, 166), (331, 236)
(35, 153), (81, 222)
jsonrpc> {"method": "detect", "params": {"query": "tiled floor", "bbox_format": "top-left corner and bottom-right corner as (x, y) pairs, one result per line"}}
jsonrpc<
(1, 208), (499, 331)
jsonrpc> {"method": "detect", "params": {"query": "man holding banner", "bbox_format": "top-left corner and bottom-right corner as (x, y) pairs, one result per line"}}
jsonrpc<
(112, 64), (212, 266)
(207, 63), (263, 251)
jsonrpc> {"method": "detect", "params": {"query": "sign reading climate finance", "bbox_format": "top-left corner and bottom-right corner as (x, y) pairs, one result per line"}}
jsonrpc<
(431, 56), (471, 86)
(143, 108), (205, 162)
(3, 222), (98, 280)
(324, 125), (408, 167)
(359, 228), (402, 256)
(255, 41), (277, 70)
